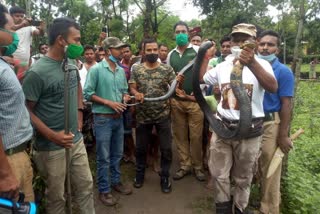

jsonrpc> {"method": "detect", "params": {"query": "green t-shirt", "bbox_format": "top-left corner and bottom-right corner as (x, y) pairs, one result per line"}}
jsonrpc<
(129, 63), (176, 124)
(22, 56), (82, 151)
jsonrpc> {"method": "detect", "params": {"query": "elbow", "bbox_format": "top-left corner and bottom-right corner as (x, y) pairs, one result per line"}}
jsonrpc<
(268, 80), (278, 93)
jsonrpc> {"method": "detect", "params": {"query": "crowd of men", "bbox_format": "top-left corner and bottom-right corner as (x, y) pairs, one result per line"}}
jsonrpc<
(0, 3), (295, 214)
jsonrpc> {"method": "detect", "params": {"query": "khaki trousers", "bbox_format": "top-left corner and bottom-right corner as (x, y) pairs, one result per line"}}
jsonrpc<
(33, 139), (95, 214)
(259, 113), (281, 214)
(208, 135), (261, 211)
(171, 98), (204, 170)
(7, 151), (34, 202)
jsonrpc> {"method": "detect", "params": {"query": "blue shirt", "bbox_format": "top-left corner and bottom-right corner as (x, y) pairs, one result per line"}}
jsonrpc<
(0, 58), (33, 150)
(83, 59), (128, 114)
(263, 58), (294, 113)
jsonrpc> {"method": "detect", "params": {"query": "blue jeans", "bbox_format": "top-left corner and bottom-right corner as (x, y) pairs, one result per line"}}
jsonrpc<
(94, 115), (124, 193)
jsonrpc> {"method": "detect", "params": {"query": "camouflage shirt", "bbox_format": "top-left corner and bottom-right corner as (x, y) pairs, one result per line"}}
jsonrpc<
(129, 63), (176, 124)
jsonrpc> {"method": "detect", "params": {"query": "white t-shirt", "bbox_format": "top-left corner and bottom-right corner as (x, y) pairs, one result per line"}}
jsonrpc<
(80, 63), (97, 89)
(203, 55), (274, 120)
(13, 26), (36, 63)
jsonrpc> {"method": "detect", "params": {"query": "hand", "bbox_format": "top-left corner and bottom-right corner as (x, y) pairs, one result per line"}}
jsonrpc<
(239, 46), (255, 66)
(176, 88), (188, 99)
(278, 136), (293, 154)
(123, 94), (131, 103)
(99, 32), (107, 41)
(52, 130), (74, 148)
(38, 21), (46, 30)
(134, 92), (144, 103)
(0, 172), (19, 200)
(106, 101), (127, 113)
(176, 74), (185, 84)
(22, 18), (32, 27)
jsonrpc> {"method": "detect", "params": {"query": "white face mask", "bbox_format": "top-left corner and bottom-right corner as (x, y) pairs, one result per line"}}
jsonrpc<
(231, 46), (242, 58)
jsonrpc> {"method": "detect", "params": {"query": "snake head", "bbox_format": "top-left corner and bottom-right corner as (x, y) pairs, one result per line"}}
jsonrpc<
(240, 39), (256, 49)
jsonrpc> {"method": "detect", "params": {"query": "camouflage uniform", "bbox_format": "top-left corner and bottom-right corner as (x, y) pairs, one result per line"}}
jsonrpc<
(129, 63), (175, 181)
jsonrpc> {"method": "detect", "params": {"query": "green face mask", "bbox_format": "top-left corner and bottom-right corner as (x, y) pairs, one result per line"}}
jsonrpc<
(66, 43), (84, 59)
(0, 28), (19, 56)
(176, 33), (189, 47)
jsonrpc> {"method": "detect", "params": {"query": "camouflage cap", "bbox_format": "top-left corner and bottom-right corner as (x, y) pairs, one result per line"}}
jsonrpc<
(231, 23), (257, 37)
(103, 37), (126, 49)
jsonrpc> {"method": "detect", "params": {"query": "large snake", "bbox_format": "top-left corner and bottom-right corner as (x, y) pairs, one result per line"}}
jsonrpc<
(192, 41), (255, 139)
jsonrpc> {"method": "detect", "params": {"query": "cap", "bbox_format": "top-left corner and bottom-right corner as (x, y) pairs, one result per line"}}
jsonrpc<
(231, 23), (257, 37)
(103, 37), (126, 49)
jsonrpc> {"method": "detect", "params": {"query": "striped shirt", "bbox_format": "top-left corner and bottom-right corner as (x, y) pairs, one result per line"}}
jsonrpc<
(0, 58), (33, 150)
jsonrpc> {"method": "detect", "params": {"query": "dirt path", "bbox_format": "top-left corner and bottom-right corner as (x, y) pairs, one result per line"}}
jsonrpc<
(92, 144), (214, 214)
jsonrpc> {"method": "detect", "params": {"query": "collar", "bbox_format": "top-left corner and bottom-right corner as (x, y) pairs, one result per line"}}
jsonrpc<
(101, 58), (121, 71)
(173, 43), (197, 54)
(271, 57), (280, 70)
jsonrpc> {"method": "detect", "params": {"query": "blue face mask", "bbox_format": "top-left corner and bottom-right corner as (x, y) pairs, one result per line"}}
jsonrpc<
(257, 53), (276, 62)
(109, 55), (118, 63)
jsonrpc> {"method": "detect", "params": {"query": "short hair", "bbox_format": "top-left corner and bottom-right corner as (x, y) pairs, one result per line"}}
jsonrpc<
(159, 44), (168, 49)
(122, 44), (131, 49)
(143, 38), (158, 50)
(258, 30), (281, 47)
(9, 6), (25, 15)
(0, 4), (8, 28)
(48, 17), (80, 46)
(173, 21), (189, 32)
(98, 46), (105, 52)
(83, 44), (95, 52)
(220, 35), (231, 46)
(38, 43), (47, 51)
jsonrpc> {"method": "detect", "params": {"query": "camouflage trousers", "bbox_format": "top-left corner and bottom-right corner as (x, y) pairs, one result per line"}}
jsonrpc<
(208, 134), (261, 211)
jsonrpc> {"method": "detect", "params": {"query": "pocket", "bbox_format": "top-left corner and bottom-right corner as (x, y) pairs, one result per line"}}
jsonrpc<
(94, 115), (109, 126)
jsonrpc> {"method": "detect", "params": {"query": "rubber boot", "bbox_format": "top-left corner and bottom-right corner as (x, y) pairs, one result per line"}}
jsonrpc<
(216, 201), (232, 214)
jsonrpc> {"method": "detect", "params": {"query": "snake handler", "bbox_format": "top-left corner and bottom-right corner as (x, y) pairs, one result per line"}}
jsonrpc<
(198, 23), (277, 214)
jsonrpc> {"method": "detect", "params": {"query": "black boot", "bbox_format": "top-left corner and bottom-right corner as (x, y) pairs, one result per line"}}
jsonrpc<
(160, 176), (172, 193)
(216, 201), (232, 214)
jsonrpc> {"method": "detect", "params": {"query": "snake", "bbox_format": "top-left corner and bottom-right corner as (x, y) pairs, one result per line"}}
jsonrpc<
(192, 40), (256, 139)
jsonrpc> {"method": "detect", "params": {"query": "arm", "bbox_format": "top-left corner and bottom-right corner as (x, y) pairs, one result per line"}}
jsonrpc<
(277, 97), (294, 153)
(26, 101), (74, 148)
(12, 18), (30, 31)
(0, 137), (19, 199)
(32, 21), (45, 36)
(129, 82), (144, 103)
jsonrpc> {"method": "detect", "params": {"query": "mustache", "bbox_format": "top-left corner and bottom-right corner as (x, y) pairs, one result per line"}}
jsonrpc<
(260, 51), (270, 55)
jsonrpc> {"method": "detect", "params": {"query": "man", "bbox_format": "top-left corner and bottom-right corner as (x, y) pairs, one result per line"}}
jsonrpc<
(190, 34), (202, 46)
(159, 44), (169, 63)
(10, 6), (45, 64)
(167, 21), (205, 181)
(121, 44), (133, 80)
(23, 17), (94, 214)
(199, 23), (277, 213)
(84, 37), (132, 206)
(257, 30), (294, 214)
(208, 36), (231, 70)
(31, 43), (49, 65)
(79, 44), (96, 88)
(96, 46), (106, 62)
(129, 38), (176, 193)
(0, 4), (34, 202)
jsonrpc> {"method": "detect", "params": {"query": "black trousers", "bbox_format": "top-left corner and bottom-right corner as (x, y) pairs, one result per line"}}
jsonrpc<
(135, 118), (172, 180)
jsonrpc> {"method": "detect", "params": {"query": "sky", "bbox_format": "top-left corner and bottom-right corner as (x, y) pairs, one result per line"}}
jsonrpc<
(166, 0), (204, 21)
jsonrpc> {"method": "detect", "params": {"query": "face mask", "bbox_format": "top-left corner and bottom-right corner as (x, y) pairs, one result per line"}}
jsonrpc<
(231, 46), (242, 58)
(109, 54), (118, 63)
(66, 43), (84, 59)
(257, 53), (276, 62)
(145, 54), (158, 63)
(176, 33), (188, 47)
(0, 28), (19, 56)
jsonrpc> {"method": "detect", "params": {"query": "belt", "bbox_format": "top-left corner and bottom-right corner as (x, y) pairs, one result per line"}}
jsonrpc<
(94, 113), (121, 119)
(264, 112), (276, 122)
(5, 142), (29, 156)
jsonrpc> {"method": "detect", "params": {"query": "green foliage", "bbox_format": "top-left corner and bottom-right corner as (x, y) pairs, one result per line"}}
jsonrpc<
(282, 81), (320, 213)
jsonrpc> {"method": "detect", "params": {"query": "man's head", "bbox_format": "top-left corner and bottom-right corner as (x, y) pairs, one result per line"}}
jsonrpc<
(9, 6), (25, 25)
(96, 47), (106, 62)
(0, 4), (17, 55)
(159, 44), (168, 62)
(174, 21), (189, 47)
(143, 38), (159, 63)
(190, 35), (202, 46)
(121, 44), (132, 62)
(219, 35), (231, 56)
(48, 17), (81, 49)
(83, 44), (96, 63)
(230, 23), (257, 47)
(103, 37), (126, 62)
(257, 30), (280, 62)
(39, 43), (48, 54)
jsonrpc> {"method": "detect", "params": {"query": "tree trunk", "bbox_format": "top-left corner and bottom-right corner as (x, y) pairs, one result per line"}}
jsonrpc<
(143, 0), (152, 38)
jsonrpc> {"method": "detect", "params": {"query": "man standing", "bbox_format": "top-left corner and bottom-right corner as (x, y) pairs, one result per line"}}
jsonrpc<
(129, 38), (176, 193)
(159, 44), (169, 64)
(120, 44), (134, 80)
(167, 21), (205, 181)
(199, 23), (277, 213)
(0, 4), (34, 202)
(23, 17), (94, 213)
(79, 44), (96, 88)
(190, 34), (202, 46)
(257, 30), (294, 214)
(31, 43), (49, 65)
(84, 37), (132, 206)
